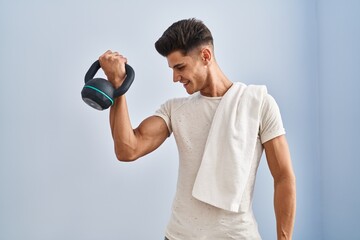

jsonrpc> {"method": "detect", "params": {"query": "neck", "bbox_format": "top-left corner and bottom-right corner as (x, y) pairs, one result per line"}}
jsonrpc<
(200, 63), (233, 97)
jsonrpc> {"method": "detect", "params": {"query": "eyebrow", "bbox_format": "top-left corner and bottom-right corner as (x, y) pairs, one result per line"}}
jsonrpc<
(169, 63), (185, 69)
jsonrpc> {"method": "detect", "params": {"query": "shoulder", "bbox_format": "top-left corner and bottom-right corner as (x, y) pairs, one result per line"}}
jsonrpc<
(161, 93), (200, 113)
(261, 92), (280, 114)
(239, 83), (278, 110)
(231, 82), (268, 102)
(244, 84), (267, 98)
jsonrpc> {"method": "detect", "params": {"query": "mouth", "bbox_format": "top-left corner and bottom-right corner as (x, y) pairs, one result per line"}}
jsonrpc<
(181, 81), (190, 87)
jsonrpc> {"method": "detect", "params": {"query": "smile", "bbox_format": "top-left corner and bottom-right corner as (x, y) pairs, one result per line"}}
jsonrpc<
(181, 81), (190, 87)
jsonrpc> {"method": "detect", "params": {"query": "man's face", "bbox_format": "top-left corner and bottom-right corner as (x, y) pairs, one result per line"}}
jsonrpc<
(166, 49), (207, 95)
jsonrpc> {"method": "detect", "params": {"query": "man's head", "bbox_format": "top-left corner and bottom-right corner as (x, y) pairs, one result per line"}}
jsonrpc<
(155, 18), (214, 57)
(155, 18), (218, 95)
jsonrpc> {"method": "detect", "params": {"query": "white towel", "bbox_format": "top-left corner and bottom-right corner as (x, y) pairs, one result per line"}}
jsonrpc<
(192, 82), (266, 212)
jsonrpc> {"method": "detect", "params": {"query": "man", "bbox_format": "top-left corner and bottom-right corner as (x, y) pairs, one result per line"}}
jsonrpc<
(99, 18), (296, 240)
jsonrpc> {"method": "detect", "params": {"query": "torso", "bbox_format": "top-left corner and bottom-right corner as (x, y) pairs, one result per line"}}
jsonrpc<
(159, 93), (261, 239)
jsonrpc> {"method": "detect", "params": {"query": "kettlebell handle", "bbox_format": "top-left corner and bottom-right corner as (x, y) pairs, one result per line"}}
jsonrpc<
(84, 60), (135, 98)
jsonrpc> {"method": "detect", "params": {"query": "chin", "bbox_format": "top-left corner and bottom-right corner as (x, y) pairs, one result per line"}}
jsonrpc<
(185, 88), (197, 95)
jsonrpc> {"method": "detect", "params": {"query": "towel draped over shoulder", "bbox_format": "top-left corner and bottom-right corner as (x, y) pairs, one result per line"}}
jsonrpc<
(192, 82), (267, 212)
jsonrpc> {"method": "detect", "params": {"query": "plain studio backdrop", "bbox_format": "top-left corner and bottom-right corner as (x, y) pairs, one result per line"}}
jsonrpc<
(0, 0), (359, 239)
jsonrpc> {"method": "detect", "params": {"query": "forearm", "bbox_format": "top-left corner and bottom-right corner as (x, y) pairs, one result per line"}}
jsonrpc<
(274, 177), (296, 240)
(109, 95), (138, 161)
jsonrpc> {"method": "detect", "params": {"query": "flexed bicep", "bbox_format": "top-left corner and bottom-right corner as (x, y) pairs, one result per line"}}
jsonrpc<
(133, 116), (170, 159)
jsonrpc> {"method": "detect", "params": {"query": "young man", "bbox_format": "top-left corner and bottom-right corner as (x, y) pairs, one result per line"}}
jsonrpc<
(99, 18), (296, 240)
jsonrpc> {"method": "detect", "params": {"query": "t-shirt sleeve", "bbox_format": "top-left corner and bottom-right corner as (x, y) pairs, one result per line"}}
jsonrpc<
(154, 100), (173, 135)
(259, 94), (286, 144)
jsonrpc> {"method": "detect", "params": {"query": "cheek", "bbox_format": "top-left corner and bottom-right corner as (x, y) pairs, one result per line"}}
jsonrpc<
(195, 61), (207, 75)
(193, 67), (206, 82)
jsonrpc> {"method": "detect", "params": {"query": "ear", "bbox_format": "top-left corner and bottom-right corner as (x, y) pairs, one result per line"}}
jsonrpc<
(201, 47), (212, 65)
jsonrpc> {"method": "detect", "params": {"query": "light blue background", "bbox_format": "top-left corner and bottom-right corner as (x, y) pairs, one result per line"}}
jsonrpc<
(0, 0), (359, 239)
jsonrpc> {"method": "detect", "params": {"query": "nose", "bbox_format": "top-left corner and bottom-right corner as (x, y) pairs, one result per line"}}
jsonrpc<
(173, 71), (181, 82)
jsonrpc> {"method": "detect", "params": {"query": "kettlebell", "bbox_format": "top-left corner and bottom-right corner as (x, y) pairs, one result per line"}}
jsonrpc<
(81, 60), (135, 110)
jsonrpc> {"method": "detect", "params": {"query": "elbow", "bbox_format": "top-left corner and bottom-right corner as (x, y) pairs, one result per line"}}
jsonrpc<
(114, 147), (139, 162)
(115, 152), (138, 162)
(113, 133), (141, 162)
(117, 157), (138, 162)
(274, 170), (296, 186)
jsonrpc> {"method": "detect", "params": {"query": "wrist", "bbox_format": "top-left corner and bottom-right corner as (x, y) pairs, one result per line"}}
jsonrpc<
(112, 76), (125, 89)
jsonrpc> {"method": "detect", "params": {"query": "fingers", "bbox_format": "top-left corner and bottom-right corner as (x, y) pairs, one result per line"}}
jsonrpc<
(100, 50), (127, 63)
(98, 50), (128, 88)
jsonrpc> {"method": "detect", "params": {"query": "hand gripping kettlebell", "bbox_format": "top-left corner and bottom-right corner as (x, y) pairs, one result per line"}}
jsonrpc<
(81, 60), (135, 110)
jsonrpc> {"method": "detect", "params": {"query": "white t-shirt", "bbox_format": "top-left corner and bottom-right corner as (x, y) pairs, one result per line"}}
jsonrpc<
(154, 86), (285, 240)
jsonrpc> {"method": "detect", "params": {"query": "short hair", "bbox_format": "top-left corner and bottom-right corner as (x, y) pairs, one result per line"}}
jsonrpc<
(155, 18), (214, 57)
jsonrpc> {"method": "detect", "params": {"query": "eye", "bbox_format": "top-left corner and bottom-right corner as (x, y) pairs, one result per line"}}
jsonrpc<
(177, 65), (185, 71)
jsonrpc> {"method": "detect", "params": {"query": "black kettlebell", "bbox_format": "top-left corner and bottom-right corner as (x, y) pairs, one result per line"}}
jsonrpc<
(81, 60), (135, 110)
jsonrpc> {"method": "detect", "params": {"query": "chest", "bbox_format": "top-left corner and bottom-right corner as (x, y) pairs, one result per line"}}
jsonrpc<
(171, 97), (221, 153)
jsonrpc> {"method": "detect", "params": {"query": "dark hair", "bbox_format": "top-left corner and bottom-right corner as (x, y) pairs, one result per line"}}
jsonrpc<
(155, 18), (214, 57)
